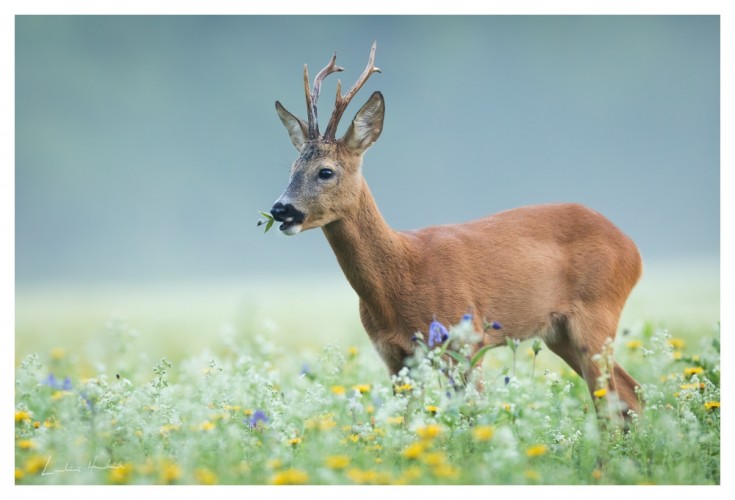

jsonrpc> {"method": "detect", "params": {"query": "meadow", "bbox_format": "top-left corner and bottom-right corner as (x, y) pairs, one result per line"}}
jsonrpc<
(14, 260), (720, 485)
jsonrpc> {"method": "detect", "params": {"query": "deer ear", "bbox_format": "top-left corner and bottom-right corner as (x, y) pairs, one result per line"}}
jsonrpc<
(342, 91), (384, 154)
(275, 101), (309, 151)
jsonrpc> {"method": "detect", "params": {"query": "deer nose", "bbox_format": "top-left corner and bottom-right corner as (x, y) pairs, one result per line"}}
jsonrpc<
(270, 202), (305, 223)
(270, 203), (288, 222)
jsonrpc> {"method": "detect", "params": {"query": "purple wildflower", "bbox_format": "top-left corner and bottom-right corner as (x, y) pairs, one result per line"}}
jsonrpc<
(491, 321), (502, 330)
(462, 313), (473, 323)
(43, 374), (72, 391)
(428, 320), (449, 348)
(248, 410), (269, 429)
(43, 373), (58, 388)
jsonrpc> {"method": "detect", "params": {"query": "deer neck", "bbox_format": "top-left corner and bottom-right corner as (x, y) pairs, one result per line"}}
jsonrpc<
(322, 178), (408, 323)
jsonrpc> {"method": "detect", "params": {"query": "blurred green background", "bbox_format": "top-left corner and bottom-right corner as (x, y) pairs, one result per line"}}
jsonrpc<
(15, 16), (720, 368)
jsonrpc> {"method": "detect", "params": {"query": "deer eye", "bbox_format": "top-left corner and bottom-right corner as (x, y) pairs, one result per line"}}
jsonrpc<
(318, 168), (334, 180)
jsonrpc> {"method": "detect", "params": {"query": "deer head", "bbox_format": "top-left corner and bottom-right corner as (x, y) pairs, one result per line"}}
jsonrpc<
(271, 42), (384, 235)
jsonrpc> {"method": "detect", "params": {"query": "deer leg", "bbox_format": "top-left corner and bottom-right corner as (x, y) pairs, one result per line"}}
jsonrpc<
(566, 308), (639, 423)
(545, 338), (585, 380)
(613, 362), (642, 416)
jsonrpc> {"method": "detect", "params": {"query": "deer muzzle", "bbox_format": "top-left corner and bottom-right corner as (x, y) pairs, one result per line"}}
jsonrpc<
(270, 202), (306, 236)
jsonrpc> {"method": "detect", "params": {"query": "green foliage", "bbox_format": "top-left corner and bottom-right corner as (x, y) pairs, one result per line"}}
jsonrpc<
(256, 212), (274, 233)
(14, 320), (720, 485)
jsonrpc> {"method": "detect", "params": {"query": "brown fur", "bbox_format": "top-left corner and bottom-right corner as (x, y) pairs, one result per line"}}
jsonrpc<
(274, 75), (643, 419)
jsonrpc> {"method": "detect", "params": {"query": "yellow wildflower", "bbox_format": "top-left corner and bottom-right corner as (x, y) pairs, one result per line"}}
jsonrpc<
(348, 434), (360, 443)
(243, 409), (254, 416)
(416, 424), (443, 440)
(306, 414), (337, 431)
(52, 391), (72, 401)
(325, 455), (350, 469)
(472, 425), (495, 442)
(526, 444), (548, 457)
(673, 351), (683, 360)
(109, 464), (132, 484)
(592, 469), (603, 480)
(270, 468), (309, 485)
(626, 340), (643, 349)
(352, 384), (371, 394)
(33, 421), (40, 429)
(432, 464), (458, 479)
(402, 442), (426, 459)
(346, 468), (389, 485)
(684, 367), (704, 377)
(501, 402), (512, 412)
(160, 423), (181, 434)
(704, 401), (720, 410)
(394, 383), (412, 393)
(680, 383), (705, 391)
(387, 416), (404, 425)
(50, 347), (66, 360)
(393, 465), (422, 484)
(668, 338), (686, 349)
(348, 346), (359, 357)
(160, 462), (181, 484)
(200, 421), (215, 431)
(15, 411), (32, 423)
(287, 436), (303, 446)
(319, 416), (337, 430)
(15, 468), (24, 481)
(195, 468), (218, 485)
(593, 388), (607, 398)
(422, 451), (446, 466)
(331, 385), (346, 396)
(17, 440), (37, 450)
(24, 455), (48, 474)
(425, 405), (439, 415)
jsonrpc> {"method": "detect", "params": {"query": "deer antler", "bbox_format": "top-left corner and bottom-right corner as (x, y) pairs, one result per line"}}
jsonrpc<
(303, 52), (344, 139)
(324, 41), (381, 140)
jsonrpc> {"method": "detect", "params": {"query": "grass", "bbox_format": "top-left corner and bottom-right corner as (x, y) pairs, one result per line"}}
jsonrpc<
(14, 261), (720, 485)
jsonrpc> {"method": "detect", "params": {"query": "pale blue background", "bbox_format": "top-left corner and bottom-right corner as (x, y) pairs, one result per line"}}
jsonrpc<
(16, 16), (720, 285)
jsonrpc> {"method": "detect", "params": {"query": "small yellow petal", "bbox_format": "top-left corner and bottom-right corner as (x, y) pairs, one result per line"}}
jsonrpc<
(593, 388), (607, 398)
(325, 455), (350, 469)
(526, 444), (548, 457)
(472, 425), (495, 442)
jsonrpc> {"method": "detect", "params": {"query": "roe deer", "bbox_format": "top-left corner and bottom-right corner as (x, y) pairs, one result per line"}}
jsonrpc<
(269, 42), (643, 419)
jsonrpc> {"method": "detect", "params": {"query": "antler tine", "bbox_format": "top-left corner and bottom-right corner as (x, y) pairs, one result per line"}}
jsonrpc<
(324, 41), (381, 140)
(303, 52), (344, 139)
